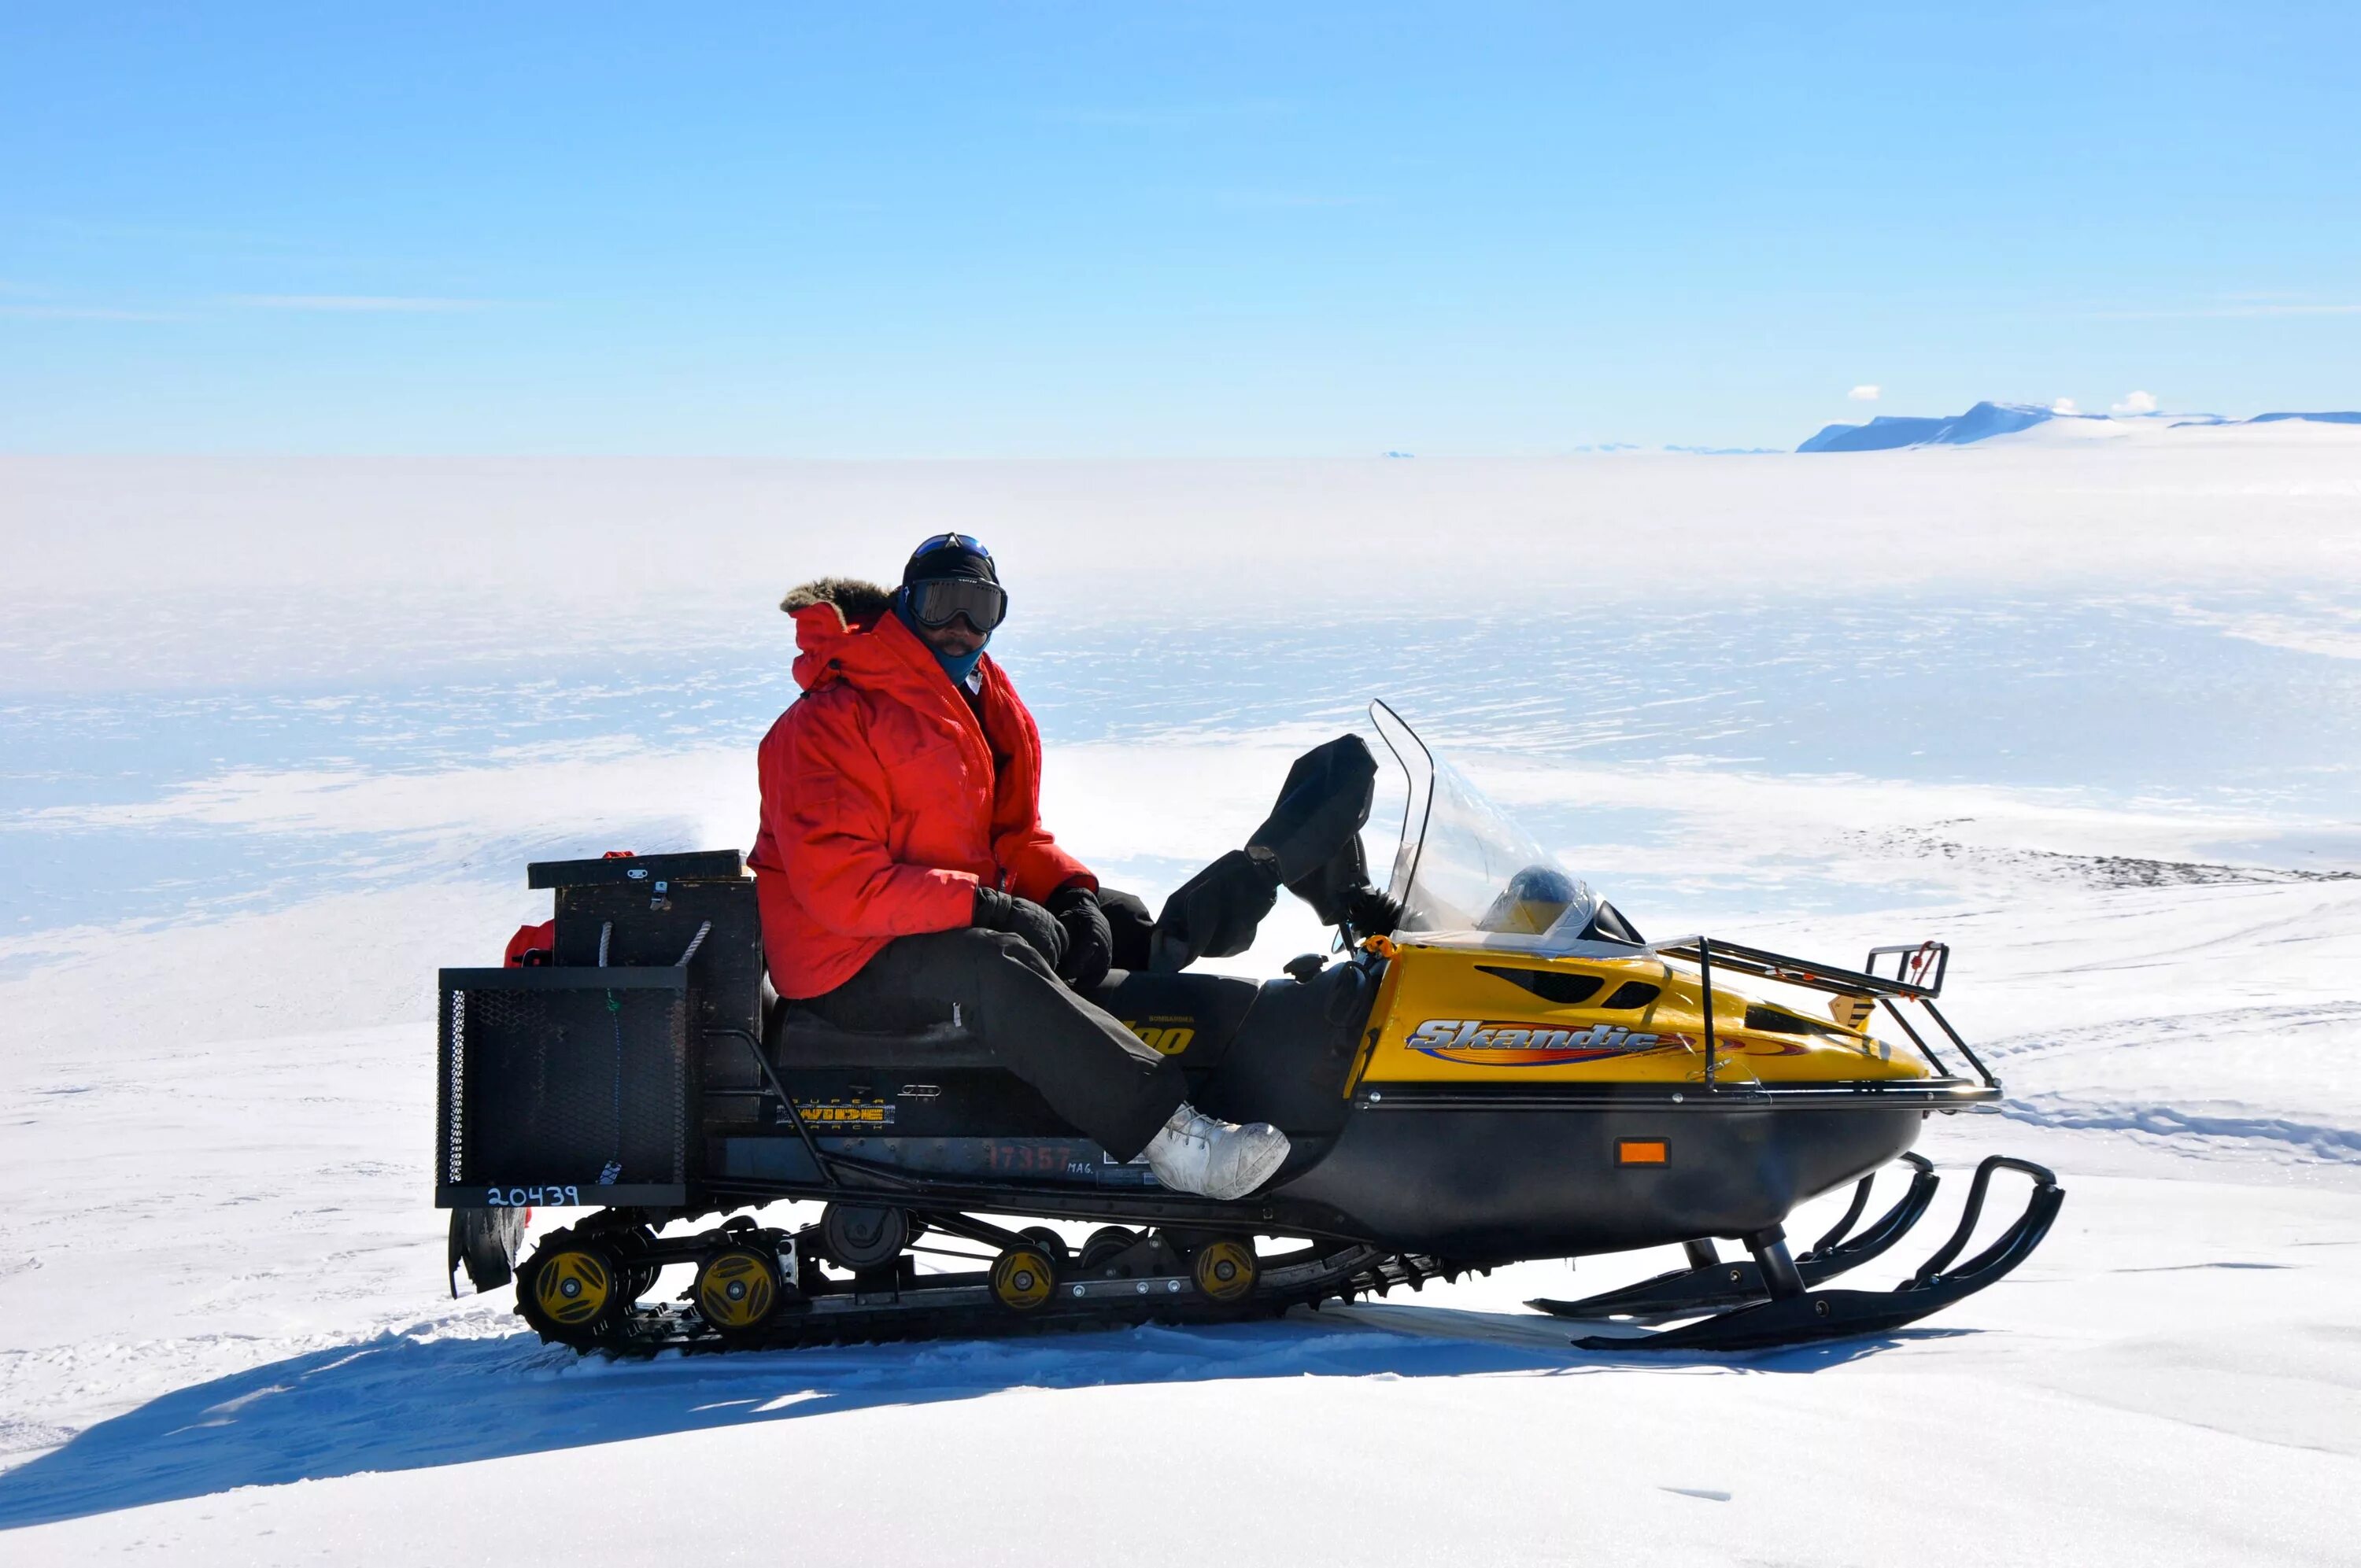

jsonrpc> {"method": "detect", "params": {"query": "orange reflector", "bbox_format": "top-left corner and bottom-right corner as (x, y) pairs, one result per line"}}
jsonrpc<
(1617, 1138), (1669, 1167)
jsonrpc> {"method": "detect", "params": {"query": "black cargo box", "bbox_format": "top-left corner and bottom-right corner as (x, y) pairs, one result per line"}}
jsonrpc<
(436, 848), (765, 1211)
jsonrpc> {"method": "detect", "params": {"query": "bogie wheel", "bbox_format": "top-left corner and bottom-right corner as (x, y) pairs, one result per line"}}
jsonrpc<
(517, 1234), (627, 1347)
(1018, 1227), (1071, 1268)
(990, 1243), (1058, 1312)
(821, 1203), (909, 1272)
(695, 1245), (787, 1342)
(1078, 1226), (1138, 1274)
(1192, 1238), (1258, 1305)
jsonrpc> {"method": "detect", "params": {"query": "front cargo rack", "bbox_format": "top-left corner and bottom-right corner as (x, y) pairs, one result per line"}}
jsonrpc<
(1650, 936), (1999, 1102)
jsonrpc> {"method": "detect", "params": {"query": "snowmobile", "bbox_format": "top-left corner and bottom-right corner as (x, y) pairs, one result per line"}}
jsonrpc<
(437, 702), (2062, 1355)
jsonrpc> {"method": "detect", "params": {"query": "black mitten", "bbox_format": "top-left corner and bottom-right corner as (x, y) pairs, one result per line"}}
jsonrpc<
(1047, 884), (1114, 991)
(972, 885), (1069, 969)
(1096, 888), (1155, 972)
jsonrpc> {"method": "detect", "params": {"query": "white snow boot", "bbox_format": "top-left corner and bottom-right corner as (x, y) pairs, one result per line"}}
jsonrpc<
(1142, 1103), (1291, 1201)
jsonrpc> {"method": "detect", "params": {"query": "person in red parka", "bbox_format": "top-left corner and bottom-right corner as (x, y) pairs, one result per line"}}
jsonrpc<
(748, 533), (1289, 1201)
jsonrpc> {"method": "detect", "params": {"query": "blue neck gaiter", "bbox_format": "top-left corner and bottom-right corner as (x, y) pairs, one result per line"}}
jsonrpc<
(896, 596), (990, 688)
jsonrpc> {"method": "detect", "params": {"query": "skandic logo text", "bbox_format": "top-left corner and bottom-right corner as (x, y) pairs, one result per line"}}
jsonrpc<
(1406, 1018), (1676, 1067)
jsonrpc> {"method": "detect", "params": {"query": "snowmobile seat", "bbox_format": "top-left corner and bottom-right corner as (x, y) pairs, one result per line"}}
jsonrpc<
(766, 1002), (1002, 1070)
(762, 968), (1262, 1074)
(717, 959), (1362, 1179)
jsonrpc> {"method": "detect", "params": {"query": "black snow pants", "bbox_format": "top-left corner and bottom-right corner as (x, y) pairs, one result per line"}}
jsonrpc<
(802, 927), (1188, 1160)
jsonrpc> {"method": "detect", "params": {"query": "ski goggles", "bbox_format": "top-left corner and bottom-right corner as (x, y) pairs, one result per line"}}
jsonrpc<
(903, 575), (1008, 633)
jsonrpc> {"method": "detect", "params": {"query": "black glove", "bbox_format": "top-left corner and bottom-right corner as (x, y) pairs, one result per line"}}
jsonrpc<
(972, 885), (1068, 970)
(1047, 884), (1114, 991)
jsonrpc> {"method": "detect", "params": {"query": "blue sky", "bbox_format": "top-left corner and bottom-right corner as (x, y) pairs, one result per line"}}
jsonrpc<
(2, 2), (2355, 454)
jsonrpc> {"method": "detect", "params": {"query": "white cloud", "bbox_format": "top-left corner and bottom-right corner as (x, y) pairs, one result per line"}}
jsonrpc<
(2052, 397), (2081, 415)
(1033, 99), (1296, 131)
(2093, 301), (2361, 319)
(1206, 191), (1370, 209)
(2112, 390), (2159, 415)
(1848, 385), (1881, 401)
(0, 302), (176, 321)
(227, 294), (492, 312)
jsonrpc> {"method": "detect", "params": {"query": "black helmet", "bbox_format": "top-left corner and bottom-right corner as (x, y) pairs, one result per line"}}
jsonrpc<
(901, 532), (998, 587)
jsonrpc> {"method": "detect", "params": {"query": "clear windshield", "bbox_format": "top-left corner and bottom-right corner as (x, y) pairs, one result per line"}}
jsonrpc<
(1369, 700), (1619, 955)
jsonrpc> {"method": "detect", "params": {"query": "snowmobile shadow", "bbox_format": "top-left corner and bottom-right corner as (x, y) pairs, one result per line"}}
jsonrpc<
(0, 1309), (1946, 1531)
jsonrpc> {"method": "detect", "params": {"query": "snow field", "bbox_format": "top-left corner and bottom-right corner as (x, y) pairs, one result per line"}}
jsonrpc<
(2, 450), (2357, 1562)
(2, 1138), (2352, 1566)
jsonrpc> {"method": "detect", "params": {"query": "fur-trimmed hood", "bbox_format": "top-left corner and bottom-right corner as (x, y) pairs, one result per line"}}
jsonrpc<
(781, 573), (985, 697)
(780, 576), (895, 632)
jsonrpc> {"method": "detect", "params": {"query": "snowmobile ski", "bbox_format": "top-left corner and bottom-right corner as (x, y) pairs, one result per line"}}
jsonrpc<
(1562, 1156), (2063, 1352)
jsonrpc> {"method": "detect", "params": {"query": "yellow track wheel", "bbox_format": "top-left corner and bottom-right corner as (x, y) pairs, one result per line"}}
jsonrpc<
(695, 1247), (783, 1340)
(990, 1243), (1056, 1312)
(520, 1239), (623, 1345)
(1192, 1238), (1258, 1304)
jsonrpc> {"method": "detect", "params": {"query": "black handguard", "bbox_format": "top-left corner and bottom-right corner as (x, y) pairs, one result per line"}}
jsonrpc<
(972, 885), (1069, 970)
(1047, 884), (1114, 991)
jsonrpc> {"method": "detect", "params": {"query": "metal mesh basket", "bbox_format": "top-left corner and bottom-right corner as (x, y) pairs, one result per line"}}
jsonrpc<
(437, 967), (692, 1207)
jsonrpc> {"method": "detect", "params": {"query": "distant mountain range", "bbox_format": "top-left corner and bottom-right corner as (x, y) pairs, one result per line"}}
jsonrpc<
(1798, 401), (2361, 452)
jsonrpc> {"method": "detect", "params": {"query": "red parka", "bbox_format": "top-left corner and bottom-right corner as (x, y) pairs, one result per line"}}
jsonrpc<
(748, 577), (1095, 998)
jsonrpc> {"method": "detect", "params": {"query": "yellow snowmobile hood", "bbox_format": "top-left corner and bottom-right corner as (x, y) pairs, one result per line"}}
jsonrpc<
(1351, 941), (1929, 1089)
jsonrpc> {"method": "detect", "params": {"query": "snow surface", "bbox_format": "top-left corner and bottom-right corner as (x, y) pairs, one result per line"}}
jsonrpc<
(3, 448), (2358, 1563)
